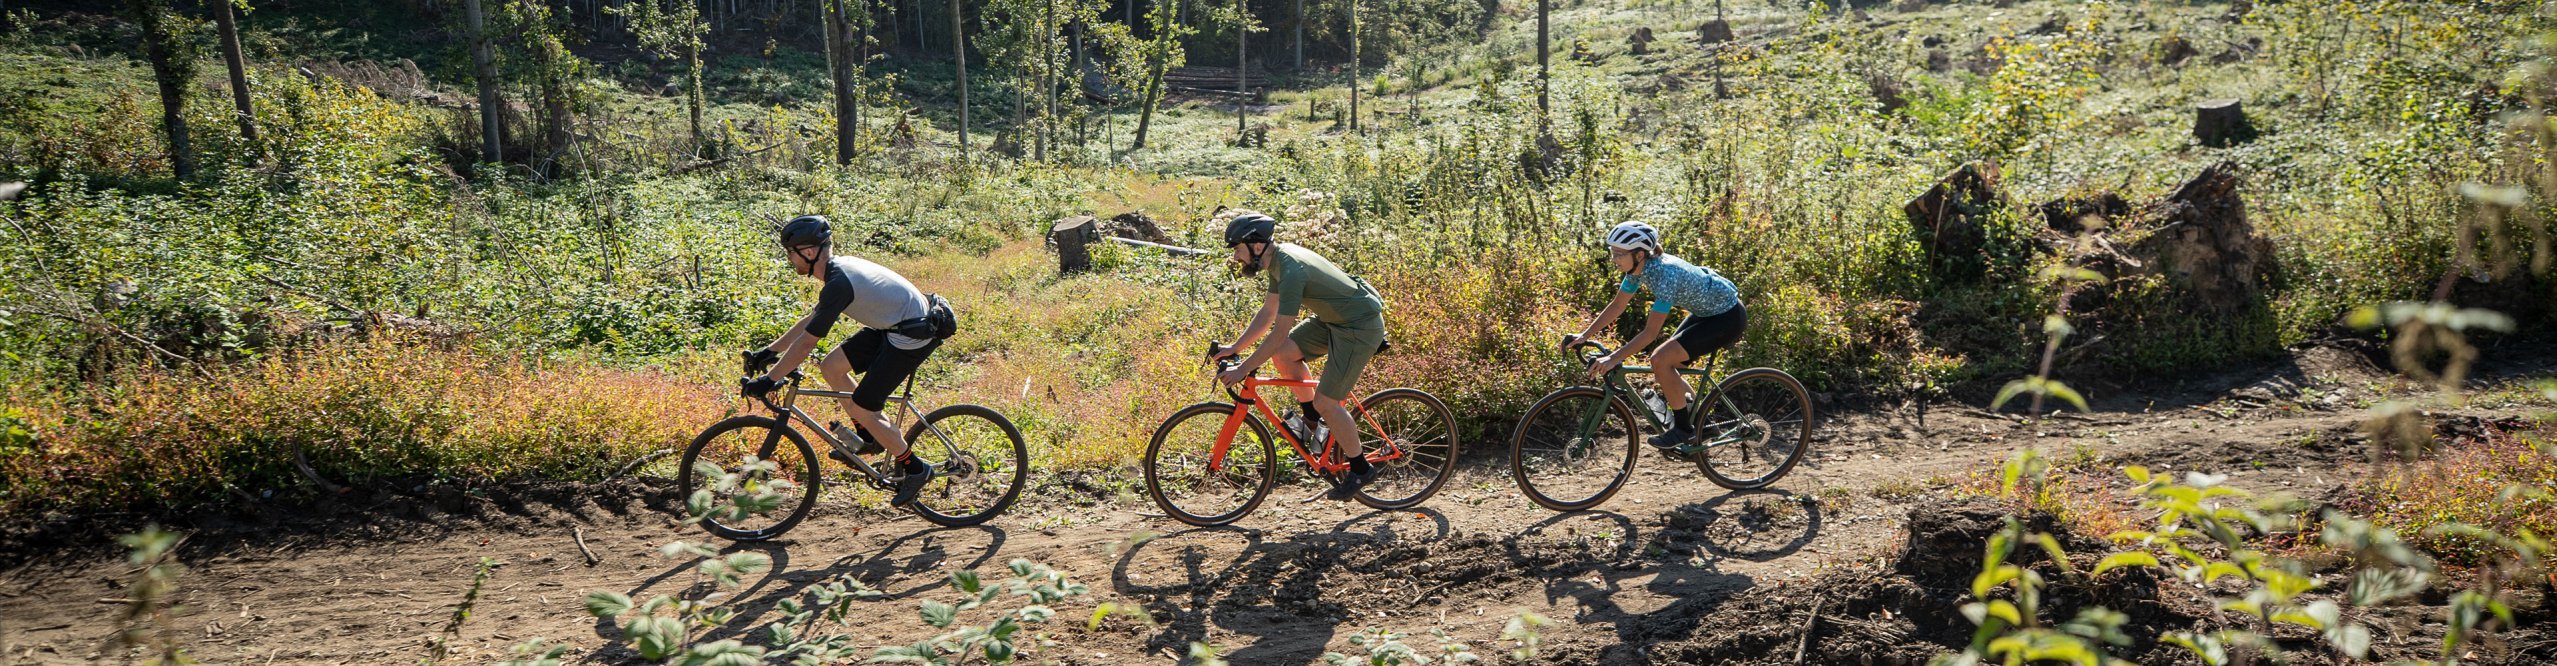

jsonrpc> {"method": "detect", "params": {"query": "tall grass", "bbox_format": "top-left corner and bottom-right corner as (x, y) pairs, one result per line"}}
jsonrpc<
(0, 336), (730, 514)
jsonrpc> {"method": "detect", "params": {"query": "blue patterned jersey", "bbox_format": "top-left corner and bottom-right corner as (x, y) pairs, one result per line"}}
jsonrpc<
(1618, 253), (1739, 316)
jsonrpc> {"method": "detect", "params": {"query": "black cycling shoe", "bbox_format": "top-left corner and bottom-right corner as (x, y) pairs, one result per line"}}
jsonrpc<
(1647, 425), (1697, 449)
(1323, 463), (1377, 502)
(889, 460), (935, 507)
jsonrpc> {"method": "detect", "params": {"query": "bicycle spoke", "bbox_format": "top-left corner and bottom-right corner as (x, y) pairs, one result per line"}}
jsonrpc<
(680, 418), (820, 541)
(1355, 390), (1458, 508)
(1146, 405), (1275, 525)
(1695, 371), (1813, 489)
(907, 406), (1026, 526)
(1511, 388), (1637, 511)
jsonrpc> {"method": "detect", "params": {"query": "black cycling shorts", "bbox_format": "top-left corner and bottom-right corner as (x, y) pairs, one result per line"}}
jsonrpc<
(1667, 303), (1747, 366)
(840, 328), (940, 412)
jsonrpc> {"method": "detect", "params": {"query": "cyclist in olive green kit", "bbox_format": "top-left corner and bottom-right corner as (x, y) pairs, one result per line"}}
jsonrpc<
(1206, 211), (1389, 501)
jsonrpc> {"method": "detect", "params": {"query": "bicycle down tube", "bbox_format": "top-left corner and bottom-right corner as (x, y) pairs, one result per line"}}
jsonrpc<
(1216, 372), (1409, 474)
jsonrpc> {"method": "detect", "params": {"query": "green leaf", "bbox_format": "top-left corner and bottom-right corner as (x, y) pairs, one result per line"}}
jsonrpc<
(952, 570), (983, 594)
(920, 600), (958, 628)
(1984, 600), (2023, 625)
(983, 639), (1016, 664)
(1991, 379), (2035, 411)
(2043, 381), (2090, 412)
(2092, 552), (2159, 576)
(585, 590), (634, 617)
(628, 615), (685, 660)
(2327, 623), (2371, 658)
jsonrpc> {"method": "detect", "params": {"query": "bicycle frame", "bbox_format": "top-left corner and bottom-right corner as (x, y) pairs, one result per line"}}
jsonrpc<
(1208, 374), (1412, 477)
(749, 372), (965, 485)
(1574, 342), (1757, 448)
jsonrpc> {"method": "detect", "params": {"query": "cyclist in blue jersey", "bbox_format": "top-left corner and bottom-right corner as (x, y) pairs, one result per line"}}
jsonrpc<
(1560, 221), (1747, 456)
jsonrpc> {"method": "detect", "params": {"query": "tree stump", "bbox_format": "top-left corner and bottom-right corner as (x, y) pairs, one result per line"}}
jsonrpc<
(1698, 20), (1734, 44)
(1050, 215), (1098, 275)
(1629, 27), (1657, 55)
(2193, 99), (2255, 147)
(0, 182), (24, 201)
(1903, 162), (2007, 282)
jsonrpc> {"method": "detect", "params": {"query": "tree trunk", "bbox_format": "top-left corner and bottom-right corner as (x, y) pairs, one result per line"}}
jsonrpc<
(1536, 0), (1549, 124)
(465, 0), (502, 163)
(829, 0), (857, 164)
(1038, 0), (1053, 161)
(1291, 0), (1301, 70)
(1348, 0), (1359, 131)
(213, 0), (258, 148)
(1133, 55), (1166, 149)
(1234, 0), (1245, 141)
(130, 0), (197, 180)
(686, 38), (705, 153)
(952, 0), (968, 162)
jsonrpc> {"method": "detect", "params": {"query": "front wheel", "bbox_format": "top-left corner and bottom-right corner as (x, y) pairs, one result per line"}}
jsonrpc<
(1353, 388), (1460, 510)
(1694, 368), (1814, 490)
(1509, 386), (1641, 512)
(1144, 403), (1278, 527)
(678, 415), (822, 541)
(905, 404), (1029, 527)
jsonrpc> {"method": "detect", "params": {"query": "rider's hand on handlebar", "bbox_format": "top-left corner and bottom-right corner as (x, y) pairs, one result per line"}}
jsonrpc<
(1559, 334), (1583, 353)
(1586, 353), (1622, 381)
(742, 348), (780, 376)
(1205, 345), (1239, 366)
(740, 375), (783, 399)
(1216, 363), (1255, 386)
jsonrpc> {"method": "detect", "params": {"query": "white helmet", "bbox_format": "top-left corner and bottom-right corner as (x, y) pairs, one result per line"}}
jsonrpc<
(1605, 221), (1662, 254)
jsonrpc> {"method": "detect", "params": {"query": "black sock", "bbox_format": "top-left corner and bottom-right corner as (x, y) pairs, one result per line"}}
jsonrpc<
(1298, 401), (1320, 421)
(1672, 406), (1693, 430)
(897, 451), (925, 473)
(1349, 457), (1372, 474)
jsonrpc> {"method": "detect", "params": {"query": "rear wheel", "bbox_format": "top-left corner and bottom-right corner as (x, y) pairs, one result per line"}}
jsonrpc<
(1354, 388), (1460, 510)
(1693, 368), (1814, 490)
(905, 405), (1028, 527)
(678, 416), (821, 541)
(1144, 403), (1278, 527)
(1509, 386), (1641, 512)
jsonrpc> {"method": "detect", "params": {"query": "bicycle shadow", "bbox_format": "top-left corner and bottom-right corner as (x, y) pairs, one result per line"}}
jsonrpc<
(1500, 489), (1823, 662)
(1111, 507), (1454, 664)
(591, 522), (1010, 652)
(1668, 488), (1824, 563)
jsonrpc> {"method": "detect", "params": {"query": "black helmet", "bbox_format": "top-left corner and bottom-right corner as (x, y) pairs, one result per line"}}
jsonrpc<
(1223, 212), (1277, 246)
(779, 215), (833, 249)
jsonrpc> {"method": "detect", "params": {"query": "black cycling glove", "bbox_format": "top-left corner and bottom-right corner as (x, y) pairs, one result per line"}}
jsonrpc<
(742, 348), (779, 376)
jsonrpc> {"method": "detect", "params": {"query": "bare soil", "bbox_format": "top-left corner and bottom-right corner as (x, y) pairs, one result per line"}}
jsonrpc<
(4, 344), (2552, 665)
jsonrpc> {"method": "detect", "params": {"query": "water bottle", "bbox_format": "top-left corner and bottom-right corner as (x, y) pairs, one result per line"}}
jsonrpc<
(1640, 388), (1670, 424)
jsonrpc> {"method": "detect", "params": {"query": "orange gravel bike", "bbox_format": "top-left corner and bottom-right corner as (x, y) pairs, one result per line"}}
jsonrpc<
(1141, 341), (1460, 526)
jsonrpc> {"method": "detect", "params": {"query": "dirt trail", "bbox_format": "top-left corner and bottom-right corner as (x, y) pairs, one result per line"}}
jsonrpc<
(2, 346), (2548, 664)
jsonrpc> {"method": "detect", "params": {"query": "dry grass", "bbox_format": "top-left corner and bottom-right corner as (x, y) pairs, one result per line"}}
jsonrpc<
(0, 336), (731, 514)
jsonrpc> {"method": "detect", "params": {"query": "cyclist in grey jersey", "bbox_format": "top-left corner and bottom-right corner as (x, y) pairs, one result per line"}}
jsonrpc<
(741, 215), (942, 507)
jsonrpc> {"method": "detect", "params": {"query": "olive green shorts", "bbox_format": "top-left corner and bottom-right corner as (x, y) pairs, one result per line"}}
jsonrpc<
(1287, 315), (1386, 401)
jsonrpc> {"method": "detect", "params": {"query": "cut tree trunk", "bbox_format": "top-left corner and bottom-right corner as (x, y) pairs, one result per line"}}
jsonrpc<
(2193, 99), (2254, 147)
